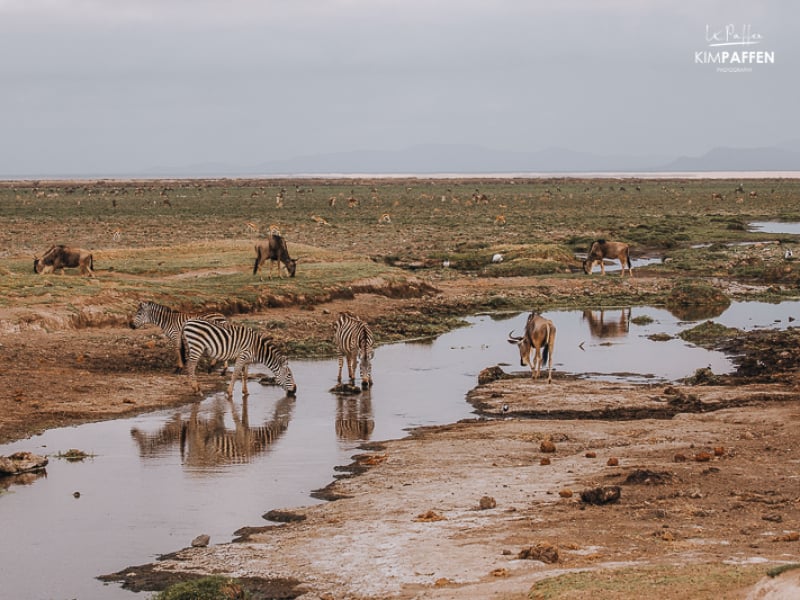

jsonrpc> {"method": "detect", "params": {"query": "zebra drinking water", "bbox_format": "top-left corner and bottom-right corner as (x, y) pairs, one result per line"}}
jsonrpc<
(333, 312), (374, 389)
(180, 319), (297, 398)
(131, 301), (228, 372)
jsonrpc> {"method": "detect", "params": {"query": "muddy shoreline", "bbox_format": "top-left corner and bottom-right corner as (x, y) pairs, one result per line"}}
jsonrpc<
(2, 266), (800, 597)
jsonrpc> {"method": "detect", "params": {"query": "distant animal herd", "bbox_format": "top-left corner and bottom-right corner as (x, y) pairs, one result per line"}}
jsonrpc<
(33, 236), (637, 395)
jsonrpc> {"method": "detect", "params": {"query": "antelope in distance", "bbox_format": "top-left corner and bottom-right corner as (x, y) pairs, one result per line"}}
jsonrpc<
(33, 244), (95, 277)
(253, 233), (297, 279)
(583, 239), (632, 276)
(507, 312), (556, 383)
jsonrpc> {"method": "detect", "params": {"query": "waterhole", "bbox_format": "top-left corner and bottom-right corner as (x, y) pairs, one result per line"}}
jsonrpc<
(1, 300), (798, 599)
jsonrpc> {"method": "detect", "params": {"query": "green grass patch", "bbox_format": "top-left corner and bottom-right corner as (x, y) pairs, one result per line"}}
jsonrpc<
(678, 320), (741, 345)
(154, 576), (248, 600)
(528, 562), (765, 600)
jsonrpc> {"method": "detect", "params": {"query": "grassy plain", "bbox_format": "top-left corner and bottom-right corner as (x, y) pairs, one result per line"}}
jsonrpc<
(2, 176), (799, 319)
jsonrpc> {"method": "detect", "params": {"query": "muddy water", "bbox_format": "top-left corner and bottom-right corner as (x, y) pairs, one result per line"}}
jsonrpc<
(1, 301), (799, 599)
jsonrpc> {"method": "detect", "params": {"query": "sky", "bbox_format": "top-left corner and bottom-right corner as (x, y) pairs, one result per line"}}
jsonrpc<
(0, 0), (796, 176)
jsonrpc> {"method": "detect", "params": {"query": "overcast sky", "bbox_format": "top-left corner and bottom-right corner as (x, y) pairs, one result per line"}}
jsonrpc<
(0, 0), (796, 176)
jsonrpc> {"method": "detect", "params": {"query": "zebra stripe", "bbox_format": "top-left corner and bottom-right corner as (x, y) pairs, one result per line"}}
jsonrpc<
(131, 301), (227, 371)
(333, 312), (374, 388)
(181, 319), (297, 398)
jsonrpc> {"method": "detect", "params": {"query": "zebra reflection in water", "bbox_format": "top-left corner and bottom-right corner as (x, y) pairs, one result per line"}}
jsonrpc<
(335, 393), (374, 442)
(130, 395), (294, 467)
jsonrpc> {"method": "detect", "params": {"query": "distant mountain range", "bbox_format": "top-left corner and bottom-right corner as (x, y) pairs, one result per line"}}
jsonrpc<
(149, 142), (800, 177)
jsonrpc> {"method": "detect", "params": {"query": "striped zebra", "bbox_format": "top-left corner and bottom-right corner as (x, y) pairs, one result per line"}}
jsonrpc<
(333, 312), (374, 389)
(180, 319), (297, 398)
(131, 301), (228, 372)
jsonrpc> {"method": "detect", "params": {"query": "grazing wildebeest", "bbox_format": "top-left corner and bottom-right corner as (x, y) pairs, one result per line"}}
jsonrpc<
(507, 312), (556, 383)
(253, 234), (297, 278)
(33, 244), (95, 277)
(582, 239), (632, 276)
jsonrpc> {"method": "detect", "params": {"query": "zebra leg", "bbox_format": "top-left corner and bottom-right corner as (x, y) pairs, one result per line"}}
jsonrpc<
(228, 358), (247, 399)
(345, 353), (355, 385)
(337, 355), (345, 384)
(241, 364), (249, 397)
(174, 339), (185, 373)
(185, 355), (201, 395)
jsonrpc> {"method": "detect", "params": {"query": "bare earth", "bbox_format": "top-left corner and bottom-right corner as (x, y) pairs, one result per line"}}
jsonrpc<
(3, 274), (800, 599)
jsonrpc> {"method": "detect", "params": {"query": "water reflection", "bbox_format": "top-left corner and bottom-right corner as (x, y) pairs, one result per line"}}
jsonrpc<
(131, 395), (294, 467)
(335, 393), (375, 442)
(0, 470), (47, 492)
(582, 308), (631, 339)
(665, 303), (728, 321)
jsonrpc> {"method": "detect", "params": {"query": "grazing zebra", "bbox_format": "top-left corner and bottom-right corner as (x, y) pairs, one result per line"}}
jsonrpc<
(334, 312), (374, 389)
(181, 319), (297, 398)
(130, 301), (228, 372)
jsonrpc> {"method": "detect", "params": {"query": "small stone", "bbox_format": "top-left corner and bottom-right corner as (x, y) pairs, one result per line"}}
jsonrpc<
(580, 486), (621, 505)
(558, 489), (573, 498)
(540, 439), (556, 453)
(607, 457), (619, 466)
(585, 451), (597, 458)
(478, 496), (497, 510)
(191, 534), (210, 548)
(518, 542), (559, 564)
(540, 457), (551, 466)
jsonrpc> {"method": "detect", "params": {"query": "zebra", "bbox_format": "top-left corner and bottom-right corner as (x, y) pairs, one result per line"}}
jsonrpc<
(131, 301), (228, 372)
(180, 319), (297, 398)
(333, 312), (374, 389)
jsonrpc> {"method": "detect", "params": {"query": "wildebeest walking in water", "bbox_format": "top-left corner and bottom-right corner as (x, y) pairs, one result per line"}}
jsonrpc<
(33, 244), (95, 277)
(583, 239), (632, 277)
(253, 233), (297, 279)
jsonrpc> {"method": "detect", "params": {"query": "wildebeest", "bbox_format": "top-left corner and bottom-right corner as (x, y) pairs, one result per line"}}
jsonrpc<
(507, 312), (556, 383)
(33, 244), (95, 277)
(253, 234), (297, 278)
(582, 239), (632, 276)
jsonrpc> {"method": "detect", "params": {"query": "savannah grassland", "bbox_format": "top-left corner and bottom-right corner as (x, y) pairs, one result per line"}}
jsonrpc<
(2, 176), (800, 318)
(2, 177), (800, 599)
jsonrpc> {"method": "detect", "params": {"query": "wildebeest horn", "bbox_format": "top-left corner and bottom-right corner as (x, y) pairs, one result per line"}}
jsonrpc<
(507, 330), (523, 343)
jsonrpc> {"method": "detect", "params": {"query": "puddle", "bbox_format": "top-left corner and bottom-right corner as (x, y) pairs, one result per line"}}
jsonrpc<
(1, 301), (799, 599)
(576, 255), (662, 272)
(749, 221), (800, 235)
